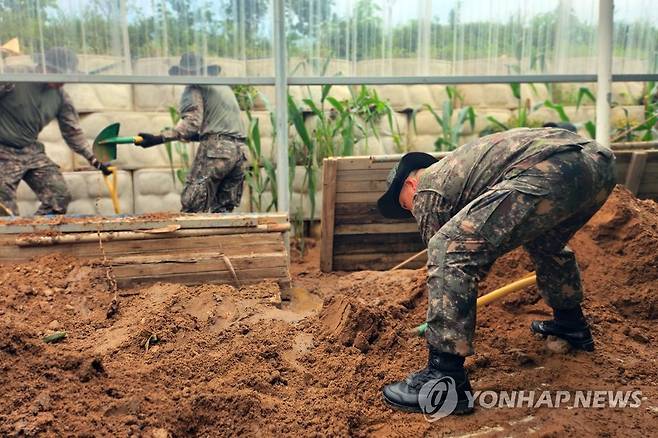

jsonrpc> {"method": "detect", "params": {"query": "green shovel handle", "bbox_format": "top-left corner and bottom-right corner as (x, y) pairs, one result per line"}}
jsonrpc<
(99, 136), (143, 145)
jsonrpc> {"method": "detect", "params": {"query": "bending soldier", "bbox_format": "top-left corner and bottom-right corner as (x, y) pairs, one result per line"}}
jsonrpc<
(377, 127), (615, 415)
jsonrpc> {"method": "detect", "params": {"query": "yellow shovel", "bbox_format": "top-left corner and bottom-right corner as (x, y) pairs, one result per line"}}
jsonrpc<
(103, 166), (121, 214)
(413, 272), (537, 336)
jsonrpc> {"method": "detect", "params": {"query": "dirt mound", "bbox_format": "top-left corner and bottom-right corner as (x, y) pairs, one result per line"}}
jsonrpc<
(1, 187), (657, 436)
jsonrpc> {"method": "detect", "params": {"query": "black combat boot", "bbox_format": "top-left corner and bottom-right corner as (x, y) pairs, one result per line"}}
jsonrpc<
(382, 348), (473, 415)
(531, 306), (594, 351)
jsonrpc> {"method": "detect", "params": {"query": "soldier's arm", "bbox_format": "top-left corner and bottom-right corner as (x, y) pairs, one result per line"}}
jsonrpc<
(56, 90), (95, 162)
(0, 83), (16, 99)
(413, 190), (452, 246)
(164, 87), (204, 142)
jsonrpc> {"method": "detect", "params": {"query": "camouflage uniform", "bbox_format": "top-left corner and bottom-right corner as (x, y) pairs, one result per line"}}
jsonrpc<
(412, 128), (616, 356)
(164, 85), (246, 213)
(0, 82), (95, 215)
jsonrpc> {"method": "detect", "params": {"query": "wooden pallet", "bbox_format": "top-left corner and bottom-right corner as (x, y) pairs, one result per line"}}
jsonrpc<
(0, 213), (291, 291)
(320, 150), (658, 272)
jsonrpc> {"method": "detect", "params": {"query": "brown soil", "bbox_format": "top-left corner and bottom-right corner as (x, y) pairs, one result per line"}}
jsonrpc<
(1, 186), (657, 437)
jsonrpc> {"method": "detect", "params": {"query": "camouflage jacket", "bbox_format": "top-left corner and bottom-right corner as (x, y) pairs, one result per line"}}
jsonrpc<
(165, 85), (245, 141)
(412, 127), (599, 245)
(0, 82), (94, 161)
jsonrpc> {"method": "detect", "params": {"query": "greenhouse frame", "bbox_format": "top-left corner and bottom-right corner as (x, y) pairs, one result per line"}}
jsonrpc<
(1, 0), (657, 211)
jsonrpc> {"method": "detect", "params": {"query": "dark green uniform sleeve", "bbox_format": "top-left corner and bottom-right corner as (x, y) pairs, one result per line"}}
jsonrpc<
(412, 190), (453, 246)
(57, 90), (94, 162)
(165, 86), (204, 141)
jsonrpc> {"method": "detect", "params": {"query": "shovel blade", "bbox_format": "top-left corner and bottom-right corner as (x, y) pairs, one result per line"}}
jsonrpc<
(93, 123), (121, 162)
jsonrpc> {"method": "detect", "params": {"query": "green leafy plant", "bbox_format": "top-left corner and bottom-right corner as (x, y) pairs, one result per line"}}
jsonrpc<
(235, 86), (278, 212)
(288, 94), (321, 223)
(288, 82), (402, 222)
(484, 83), (543, 133)
(637, 81), (658, 141)
(412, 86), (475, 151)
(348, 85), (402, 153)
(542, 86), (597, 138)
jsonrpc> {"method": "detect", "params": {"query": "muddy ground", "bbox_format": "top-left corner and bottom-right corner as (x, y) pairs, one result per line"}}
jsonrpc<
(1, 186), (657, 437)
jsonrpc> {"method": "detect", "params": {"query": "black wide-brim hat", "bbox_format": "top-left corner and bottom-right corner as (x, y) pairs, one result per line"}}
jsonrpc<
(169, 52), (221, 76)
(377, 152), (438, 219)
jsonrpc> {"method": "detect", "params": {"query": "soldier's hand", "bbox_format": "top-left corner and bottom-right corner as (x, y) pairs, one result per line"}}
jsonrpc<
(136, 133), (165, 148)
(90, 157), (113, 176)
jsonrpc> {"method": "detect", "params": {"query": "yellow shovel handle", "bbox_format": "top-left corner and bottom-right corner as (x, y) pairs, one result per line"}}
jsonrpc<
(102, 166), (121, 214)
(413, 272), (537, 336)
(476, 273), (536, 307)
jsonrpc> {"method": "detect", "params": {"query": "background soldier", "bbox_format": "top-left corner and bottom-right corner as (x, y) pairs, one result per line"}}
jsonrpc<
(136, 53), (247, 213)
(0, 47), (111, 216)
(377, 127), (616, 415)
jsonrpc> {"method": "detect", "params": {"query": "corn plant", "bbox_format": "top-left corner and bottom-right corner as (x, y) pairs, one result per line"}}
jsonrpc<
(542, 86), (597, 138)
(484, 83), (543, 133)
(288, 94), (320, 223)
(631, 81), (658, 141)
(412, 86), (476, 151)
(348, 85), (402, 153)
(234, 85), (278, 212)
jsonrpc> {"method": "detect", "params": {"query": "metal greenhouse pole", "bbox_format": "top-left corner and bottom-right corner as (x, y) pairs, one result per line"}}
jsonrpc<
(596, 0), (614, 147)
(272, 0), (290, 256)
(273, 0), (289, 214)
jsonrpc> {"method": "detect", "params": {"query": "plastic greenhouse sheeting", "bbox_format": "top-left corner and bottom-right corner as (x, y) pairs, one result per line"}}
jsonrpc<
(1, 0), (656, 82)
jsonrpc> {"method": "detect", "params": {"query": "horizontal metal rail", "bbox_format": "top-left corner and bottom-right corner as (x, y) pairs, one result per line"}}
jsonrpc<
(2, 72), (657, 86)
(0, 73), (276, 85)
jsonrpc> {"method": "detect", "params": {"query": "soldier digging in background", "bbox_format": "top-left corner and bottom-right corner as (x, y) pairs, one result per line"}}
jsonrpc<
(377, 127), (616, 415)
(136, 53), (247, 213)
(0, 47), (112, 216)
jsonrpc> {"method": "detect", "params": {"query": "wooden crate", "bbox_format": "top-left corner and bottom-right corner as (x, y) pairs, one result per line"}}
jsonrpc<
(320, 150), (658, 272)
(0, 213), (291, 291)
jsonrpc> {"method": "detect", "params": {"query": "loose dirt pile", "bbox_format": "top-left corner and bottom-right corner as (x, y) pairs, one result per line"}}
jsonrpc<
(1, 186), (657, 437)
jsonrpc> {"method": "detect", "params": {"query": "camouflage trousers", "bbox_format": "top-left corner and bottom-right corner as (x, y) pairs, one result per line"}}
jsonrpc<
(181, 136), (247, 213)
(0, 143), (71, 216)
(426, 142), (616, 356)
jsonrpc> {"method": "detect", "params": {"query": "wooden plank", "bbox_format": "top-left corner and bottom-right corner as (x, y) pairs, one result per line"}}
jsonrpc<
(0, 234), (285, 261)
(642, 162), (658, 175)
(336, 179), (389, 193)
(117, 266), (290, 288)
(333, 232), (424, 255)
(336, 159), (397, 171)
(0, 212), (288, 235)
(611, 141), (658, 150)
(320, 158), (338, 272)
(334, 203), (413, 225)
(333, 252), (427, 271)
(335, 191), (382, 204)
(334, 222), (419, 235)
(12, 225), (289, 248)
(638, 179), (658, 194)
(336, 169), (392, 181)
(637, 192), (658, 201)
(111, 252), (286, 278)
(334, 152), (448, 171)
(624, 152), (648, 195)
(612, 151), (633, 162)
